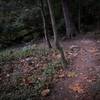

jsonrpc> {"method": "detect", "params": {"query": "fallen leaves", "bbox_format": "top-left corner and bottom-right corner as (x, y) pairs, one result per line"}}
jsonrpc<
(58, 69), (65, 78)
(56, 54), (61, 59)
(58, 73), (65, 78)
(57, 71), (78, 79)
(66, 71), (78, 78)
(6, 74), (10, 77)
(69, 83), (85, 93)
(70, 45), (80, 53)
(88, 47), (98, 53)
(52, 50), (61, 60)
(41, 89), (50, 96)
(22, 76), (33, 86)
(0, 39), (99, 99)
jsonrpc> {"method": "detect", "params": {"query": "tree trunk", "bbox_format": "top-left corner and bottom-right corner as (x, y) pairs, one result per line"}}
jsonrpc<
(47, 0), (67, 67)
(78, 0), (81, 33)
(40, 0), (52, 48)
(62, 0), (78, 38)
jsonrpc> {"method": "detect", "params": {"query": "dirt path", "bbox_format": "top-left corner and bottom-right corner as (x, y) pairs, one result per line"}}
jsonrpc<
(0, 35), (100, 100)
(44, 38), (100, 100)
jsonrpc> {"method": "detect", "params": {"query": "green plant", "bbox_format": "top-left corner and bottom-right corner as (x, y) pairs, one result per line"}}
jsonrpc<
(43, 63), (56, 78)
(0, 46), (38, 63)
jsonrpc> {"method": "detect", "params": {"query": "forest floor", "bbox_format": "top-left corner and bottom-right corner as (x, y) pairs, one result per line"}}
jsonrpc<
(44, 35), (100, 100)
(0, 34), (100, 100)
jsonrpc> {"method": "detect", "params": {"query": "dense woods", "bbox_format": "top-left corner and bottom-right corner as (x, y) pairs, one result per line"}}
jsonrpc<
(0, 0), (100, 48)
(0, 0), (100, 100)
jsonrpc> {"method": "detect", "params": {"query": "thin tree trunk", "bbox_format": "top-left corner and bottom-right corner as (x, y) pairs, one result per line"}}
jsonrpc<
(62, 0), (78, 38)
(78, 0), (80, 33)
(47, 0), (67, 67)
(40, 0), (52, 48)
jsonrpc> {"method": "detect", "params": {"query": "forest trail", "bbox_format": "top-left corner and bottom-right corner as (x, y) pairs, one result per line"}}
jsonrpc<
(0, 36), (100, 100)
(44, 37), (100, 100)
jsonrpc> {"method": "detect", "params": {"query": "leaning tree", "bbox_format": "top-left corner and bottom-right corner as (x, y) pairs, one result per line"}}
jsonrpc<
(47, 0), (67, 67)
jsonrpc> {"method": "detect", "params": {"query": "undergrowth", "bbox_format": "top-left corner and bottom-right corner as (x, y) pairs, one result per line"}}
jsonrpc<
(0, 45), (49, 63)
(0, 61), (63, 100)
(0, 45), (66, 100)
